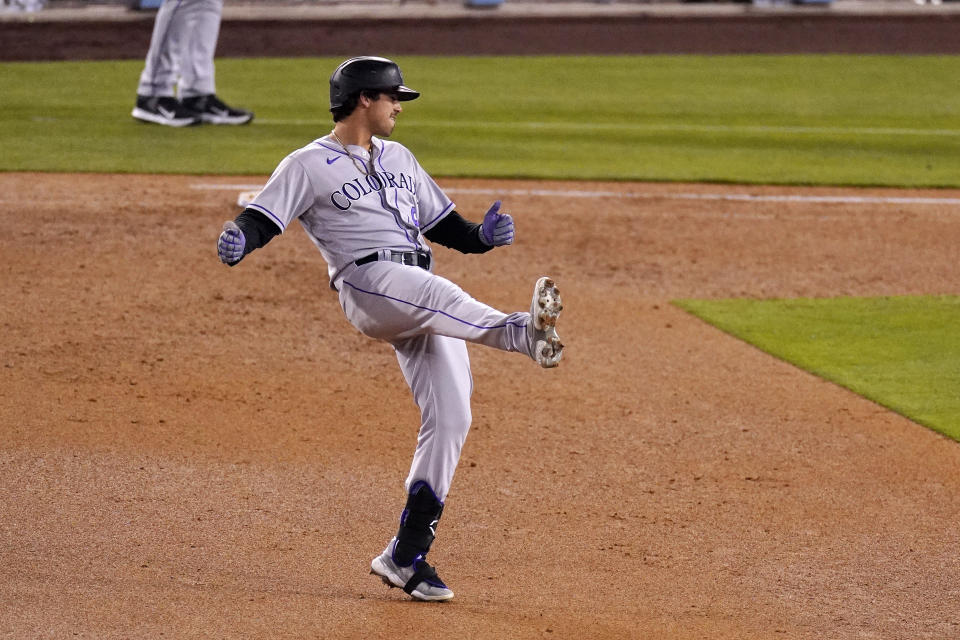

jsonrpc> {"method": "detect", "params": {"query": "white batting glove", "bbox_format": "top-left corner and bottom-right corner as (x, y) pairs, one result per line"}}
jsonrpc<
(218, 220), (246, 264)
(479, 200), (515, 247)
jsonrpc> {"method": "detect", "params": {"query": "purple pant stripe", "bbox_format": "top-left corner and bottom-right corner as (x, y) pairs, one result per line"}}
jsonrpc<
(342, 280), (526, 331)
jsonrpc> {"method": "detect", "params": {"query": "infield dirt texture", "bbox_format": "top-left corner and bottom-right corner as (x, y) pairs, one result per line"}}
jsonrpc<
(2, 7), (960, 639)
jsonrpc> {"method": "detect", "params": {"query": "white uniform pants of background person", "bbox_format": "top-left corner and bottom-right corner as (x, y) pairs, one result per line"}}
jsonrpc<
(337, 260), (533, 502)
(137, 0), (223, 99)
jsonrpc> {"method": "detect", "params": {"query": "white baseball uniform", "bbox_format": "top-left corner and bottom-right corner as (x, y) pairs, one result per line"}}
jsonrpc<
(137, 0), (223, 99)
(247, 134), (534, 501)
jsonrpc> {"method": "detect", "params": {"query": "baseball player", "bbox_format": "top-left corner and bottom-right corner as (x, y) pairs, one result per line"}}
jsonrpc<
(216, 56), (564, 601)
(133, 0), (252, 127)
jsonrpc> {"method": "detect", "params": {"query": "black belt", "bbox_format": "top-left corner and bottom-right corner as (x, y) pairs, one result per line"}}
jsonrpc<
(355, 250), (431, 271)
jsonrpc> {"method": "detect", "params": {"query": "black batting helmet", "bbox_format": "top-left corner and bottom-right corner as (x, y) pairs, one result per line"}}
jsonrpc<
(329, 56), (420, 112)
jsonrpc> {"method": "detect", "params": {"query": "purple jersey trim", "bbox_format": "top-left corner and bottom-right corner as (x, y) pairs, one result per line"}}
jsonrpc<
(342, 280), (526, 331)
(246, 203), (285, 231)
(375, 141), (418, 245)
(314, 141), (348, 156)
(420, 202), (456, 232)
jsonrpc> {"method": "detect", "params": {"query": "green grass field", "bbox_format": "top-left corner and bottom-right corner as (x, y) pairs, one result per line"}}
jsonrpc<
(676, 296), (960, 442)
(2, 54), (959, 185)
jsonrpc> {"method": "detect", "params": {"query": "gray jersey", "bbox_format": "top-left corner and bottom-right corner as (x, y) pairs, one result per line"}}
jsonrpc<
(247, 134), (455, 287)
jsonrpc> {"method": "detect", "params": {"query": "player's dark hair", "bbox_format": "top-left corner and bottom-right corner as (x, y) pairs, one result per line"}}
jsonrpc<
(331, 89), (382, 122)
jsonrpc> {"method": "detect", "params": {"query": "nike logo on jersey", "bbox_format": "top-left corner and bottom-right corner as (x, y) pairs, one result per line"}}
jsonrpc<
(326, 156), (341, 165)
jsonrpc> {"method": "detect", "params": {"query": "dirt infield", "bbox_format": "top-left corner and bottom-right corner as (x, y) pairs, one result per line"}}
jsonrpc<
(2, 172), (959, 638)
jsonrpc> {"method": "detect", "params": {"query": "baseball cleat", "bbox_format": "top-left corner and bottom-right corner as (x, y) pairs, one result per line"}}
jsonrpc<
(370, 538), (454, 602)
(181, 94), (254, 126)
(131, 95), (201, 127)
(528, 276), (564, 368)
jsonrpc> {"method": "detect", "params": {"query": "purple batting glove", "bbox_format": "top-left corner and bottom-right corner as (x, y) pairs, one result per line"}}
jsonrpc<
(480, 200), (515, 247)
(218, 220), (246, 265)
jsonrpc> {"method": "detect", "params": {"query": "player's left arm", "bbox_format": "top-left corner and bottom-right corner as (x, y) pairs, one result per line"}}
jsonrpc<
(412, 153), (513, 253)
(424, 201), (514, 253)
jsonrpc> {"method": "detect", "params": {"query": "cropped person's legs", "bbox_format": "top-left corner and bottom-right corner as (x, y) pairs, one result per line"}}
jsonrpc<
(136, 0), (189, 98)
(133, 0), (202, 126)
(177, 0), (222, 99)
(176, 0), (253, 125)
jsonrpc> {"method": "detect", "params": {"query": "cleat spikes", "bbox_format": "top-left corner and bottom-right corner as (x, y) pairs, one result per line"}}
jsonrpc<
(527, 276), (564, 368)
(370, 569), (394, 588)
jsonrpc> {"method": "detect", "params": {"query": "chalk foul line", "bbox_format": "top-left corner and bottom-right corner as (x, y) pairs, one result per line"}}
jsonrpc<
(191, 183), (960, 207)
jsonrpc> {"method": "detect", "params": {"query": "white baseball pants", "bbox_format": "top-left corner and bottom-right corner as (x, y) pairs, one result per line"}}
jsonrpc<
(136, 0), (223, 98)
(337, 260), (533, 502)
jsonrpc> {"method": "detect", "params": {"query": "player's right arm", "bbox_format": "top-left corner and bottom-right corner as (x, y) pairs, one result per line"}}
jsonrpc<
(217, 209), (281, 266)
(217, 152), (314, 266)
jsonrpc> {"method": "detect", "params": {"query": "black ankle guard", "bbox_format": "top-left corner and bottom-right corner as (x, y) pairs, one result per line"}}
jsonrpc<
(394, 483), (444, 566)
(403, 561), (440, 595)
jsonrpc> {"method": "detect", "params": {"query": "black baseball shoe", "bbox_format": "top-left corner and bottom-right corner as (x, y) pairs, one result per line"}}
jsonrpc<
(181, 94), (254, 125)
(370, 538), (454, 601)
(131, 95), (201, 127)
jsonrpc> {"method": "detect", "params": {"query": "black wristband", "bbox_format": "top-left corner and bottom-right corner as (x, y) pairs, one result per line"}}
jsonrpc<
(424, 211), (492, 254)
(235, 208), (281, 256)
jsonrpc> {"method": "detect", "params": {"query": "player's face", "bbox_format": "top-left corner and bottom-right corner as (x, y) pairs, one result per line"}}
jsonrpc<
(367, 92), (402, 137)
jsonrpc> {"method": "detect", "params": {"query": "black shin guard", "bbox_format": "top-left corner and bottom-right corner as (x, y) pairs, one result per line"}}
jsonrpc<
(393, 482), (444, 566)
